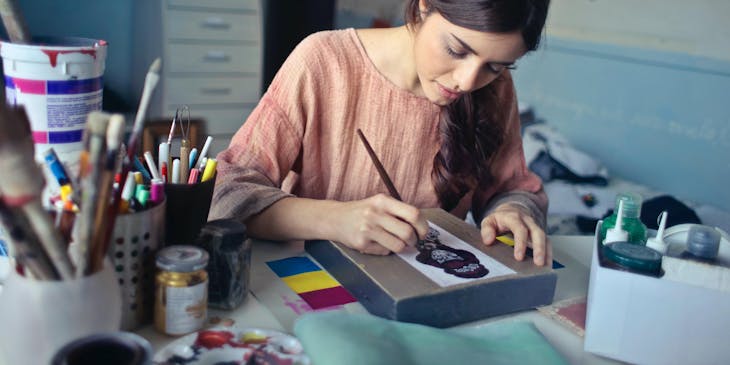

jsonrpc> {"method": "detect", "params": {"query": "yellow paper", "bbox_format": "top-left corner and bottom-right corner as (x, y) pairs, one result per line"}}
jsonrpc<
(281, 271), (340, 293)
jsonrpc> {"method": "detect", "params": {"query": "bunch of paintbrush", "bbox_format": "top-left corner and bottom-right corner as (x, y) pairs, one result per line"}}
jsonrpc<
(0, 105), (74, 279)
(75, 112), (126, 275)
(0, 58), (162, 280)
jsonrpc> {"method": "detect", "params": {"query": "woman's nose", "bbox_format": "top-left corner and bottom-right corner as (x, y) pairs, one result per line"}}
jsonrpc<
(453, 64), (482, 92)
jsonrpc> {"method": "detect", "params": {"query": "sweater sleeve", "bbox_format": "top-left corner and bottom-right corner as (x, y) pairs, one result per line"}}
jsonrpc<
(208, 34), (319, 222)
(471, 72), (549, 228)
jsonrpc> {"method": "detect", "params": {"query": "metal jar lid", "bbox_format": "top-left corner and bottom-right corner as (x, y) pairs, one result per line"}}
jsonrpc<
(156, 245), (209, 272)
(604, 241), (662, 275)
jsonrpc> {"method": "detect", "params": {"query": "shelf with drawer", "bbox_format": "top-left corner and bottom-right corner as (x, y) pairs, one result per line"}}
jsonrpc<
(132, 0), (262, 151)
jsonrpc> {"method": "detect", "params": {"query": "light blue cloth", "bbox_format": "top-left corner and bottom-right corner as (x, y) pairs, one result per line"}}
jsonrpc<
(293, 311), (567, 365)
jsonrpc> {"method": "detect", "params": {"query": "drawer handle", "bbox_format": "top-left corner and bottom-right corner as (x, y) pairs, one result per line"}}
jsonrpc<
(204, 51), (230, 62)
(200, 87), (232, 95)
(202, 17), (231, 29)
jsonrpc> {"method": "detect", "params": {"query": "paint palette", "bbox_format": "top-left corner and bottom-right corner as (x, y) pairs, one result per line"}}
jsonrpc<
(153, 326), (310, 365)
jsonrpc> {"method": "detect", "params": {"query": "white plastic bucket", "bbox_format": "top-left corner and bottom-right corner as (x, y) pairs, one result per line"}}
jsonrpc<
(1, 36), (107, 169)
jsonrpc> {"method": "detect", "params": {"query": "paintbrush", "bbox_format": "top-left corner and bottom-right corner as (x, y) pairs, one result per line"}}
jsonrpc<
(87, 113), (125, 274)
(75, 111), (110, 276)
(127, 57), (161, 159)
(0, 198), (59, 280)
(0, 0), (30, 43)
(0, 105), (74, 279)
(356, 129), (424, 249)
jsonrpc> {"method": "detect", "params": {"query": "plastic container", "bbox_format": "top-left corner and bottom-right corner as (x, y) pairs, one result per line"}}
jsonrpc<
(1, 37), (107, 170)
(110, 200), (166, 330)
(599, 192), (647, 244)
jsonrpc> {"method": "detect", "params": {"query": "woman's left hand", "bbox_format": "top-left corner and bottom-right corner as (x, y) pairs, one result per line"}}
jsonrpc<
(480, 203), (551, 266)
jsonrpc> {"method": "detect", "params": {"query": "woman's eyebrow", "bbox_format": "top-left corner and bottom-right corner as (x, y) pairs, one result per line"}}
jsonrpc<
(450, 33), (479, 56)
(450, 33), (516, 65)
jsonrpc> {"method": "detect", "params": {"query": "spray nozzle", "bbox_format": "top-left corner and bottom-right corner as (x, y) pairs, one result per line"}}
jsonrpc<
(646, 211), (668, 254)
(604, 199), (629, 244)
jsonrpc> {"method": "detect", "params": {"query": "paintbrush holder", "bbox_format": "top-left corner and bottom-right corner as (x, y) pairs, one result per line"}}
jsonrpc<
(110, 200), (166, 331)
(0, 260), (122, 365)
(164, 174), (216, 246)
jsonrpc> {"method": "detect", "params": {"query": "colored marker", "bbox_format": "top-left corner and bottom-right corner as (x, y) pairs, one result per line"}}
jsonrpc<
(150, 178), (165, 205)
(188, 147), (199, 170)
(201, 158), (217, 182)
(132, 155), (152, 181)
(197, 136), (213, 169)
(187, 168), (200, 184)
(158, 142), (170, 181)
(143, 151), (162, 180)
(171, 158), (180, 184)
(43, 148), (71, 186)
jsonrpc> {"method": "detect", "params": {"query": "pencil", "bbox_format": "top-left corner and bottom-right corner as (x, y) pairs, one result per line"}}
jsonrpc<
(356, 128), (423, 248)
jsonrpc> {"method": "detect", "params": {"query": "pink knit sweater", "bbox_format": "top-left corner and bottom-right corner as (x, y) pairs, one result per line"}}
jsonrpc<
(209, 29), (547, 226)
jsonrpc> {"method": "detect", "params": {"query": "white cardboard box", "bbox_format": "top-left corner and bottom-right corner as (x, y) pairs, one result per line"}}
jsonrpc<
(584, 223), (730, 365)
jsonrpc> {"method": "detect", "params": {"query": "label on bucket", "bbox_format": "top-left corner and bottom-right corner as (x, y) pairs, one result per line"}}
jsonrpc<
(5, 76), (103, 149)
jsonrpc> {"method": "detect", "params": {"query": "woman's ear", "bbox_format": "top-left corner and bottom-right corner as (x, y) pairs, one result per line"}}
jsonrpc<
(418, 0), (430, 20)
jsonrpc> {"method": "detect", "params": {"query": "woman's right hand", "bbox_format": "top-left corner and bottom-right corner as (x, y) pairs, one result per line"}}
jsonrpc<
(329, 194), (429, 255)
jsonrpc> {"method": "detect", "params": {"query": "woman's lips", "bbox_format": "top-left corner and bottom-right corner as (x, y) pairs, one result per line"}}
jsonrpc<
(437, 84), (460, 100)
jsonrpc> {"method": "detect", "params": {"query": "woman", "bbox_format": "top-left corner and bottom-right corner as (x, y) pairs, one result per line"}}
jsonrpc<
(210, 0), (552, 266)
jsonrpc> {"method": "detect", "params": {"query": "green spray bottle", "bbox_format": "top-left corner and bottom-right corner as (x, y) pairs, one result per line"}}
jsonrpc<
(599, 192), (647, 244)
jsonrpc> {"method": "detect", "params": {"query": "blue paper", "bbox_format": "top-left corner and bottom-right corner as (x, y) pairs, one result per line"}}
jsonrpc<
(294, 311), (568, 365)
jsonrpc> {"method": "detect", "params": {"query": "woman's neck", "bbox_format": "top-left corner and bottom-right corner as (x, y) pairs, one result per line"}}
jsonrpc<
(357, 26), (423, 97)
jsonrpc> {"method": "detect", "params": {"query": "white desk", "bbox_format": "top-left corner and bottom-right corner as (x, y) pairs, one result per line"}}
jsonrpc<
(136, 235), (626, 365)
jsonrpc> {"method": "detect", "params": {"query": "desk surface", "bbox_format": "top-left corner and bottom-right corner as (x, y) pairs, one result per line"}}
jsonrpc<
(135, 235), (625, 365)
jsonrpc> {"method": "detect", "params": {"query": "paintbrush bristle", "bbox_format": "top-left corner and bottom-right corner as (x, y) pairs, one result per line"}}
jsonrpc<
(106, 114), (125, 151)
(86, 111), (110, 137)
(148, 57), (161, 74)
(0, 105), (32, 143)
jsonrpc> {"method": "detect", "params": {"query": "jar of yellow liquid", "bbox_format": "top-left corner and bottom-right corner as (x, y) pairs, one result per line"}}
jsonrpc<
(154, 245), (209, 335)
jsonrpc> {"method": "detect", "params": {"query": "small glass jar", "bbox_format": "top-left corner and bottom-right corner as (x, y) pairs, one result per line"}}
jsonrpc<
(154, 245), (209, 336)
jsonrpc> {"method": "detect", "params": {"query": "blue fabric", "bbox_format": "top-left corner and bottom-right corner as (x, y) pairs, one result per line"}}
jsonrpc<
(294, 311), (568, 365)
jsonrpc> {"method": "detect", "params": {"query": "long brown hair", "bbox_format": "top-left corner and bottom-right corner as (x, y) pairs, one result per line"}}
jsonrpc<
(405, 0), (549, 211)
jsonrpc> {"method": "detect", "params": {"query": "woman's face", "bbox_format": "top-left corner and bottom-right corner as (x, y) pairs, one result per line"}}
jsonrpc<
(412, 10), (528, 105)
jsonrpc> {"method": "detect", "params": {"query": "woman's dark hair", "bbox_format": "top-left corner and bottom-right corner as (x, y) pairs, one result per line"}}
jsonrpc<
(405, 0), (549, 211)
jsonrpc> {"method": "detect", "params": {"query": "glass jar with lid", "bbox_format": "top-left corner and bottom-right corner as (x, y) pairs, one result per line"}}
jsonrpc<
(154, 245), (209, 335)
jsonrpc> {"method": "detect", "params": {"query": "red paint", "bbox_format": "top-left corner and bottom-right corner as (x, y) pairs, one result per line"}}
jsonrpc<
(41, 49), (97, 67)
(195, 330), (235, 349)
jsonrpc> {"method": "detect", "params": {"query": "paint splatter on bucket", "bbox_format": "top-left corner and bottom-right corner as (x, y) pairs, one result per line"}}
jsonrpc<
(1, 37), (107, 170)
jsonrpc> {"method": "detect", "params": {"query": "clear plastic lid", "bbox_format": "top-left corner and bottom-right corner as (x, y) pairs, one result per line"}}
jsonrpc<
(686, 225), (721, 259)
(156, 245), (209, 272)
(615, 192), (643, 218)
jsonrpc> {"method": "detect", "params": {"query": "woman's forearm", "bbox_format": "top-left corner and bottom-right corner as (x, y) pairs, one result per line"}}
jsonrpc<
(245, 196), (342, 242)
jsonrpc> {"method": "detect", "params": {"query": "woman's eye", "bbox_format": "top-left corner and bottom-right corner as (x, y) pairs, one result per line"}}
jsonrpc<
(486, 63), (517, 74)
(445, 46), (466, 59)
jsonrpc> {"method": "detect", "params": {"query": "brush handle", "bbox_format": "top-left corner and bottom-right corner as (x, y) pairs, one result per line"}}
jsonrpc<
(356, 129), (402, 201)
(356, 129), (425, 248)
(0, 0), (30, 43)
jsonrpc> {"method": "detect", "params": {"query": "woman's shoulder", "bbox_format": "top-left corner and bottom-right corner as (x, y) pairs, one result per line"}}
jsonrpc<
(291, 29), (362, 62)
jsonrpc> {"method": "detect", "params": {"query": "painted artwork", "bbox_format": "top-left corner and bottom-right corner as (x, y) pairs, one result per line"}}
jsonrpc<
(397, 222), (516, 287)
(415, 227), (489, 278)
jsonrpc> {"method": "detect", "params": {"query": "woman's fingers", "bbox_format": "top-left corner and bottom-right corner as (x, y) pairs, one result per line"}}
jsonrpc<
(480, 203), (549, 266)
